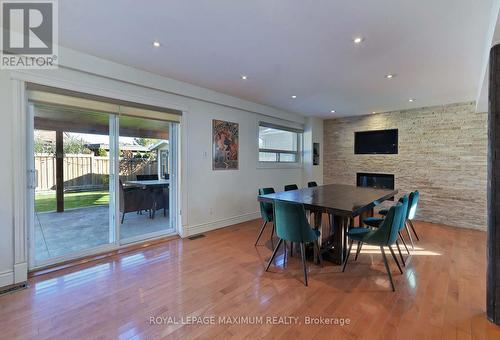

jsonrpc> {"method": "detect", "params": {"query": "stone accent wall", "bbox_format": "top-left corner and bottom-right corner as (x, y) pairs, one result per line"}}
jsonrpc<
(323, 102), (487, 230)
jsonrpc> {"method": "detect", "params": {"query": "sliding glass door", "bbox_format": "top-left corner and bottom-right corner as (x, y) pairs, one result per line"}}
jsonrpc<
(118, 115), (174, 243)
(31, 103), (115, 264)
(27, 89), (180, 268)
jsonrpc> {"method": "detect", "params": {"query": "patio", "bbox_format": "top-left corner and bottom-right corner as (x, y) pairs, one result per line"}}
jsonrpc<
(35, 205), (170, 262)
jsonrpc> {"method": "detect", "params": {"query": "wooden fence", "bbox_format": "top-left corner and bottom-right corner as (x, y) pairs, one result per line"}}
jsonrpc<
(35, 154), (158, 192)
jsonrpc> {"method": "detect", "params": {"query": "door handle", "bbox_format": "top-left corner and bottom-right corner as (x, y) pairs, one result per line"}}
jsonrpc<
(27, 169), (38, 189)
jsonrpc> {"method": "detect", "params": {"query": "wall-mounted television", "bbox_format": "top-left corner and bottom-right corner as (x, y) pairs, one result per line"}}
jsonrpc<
(354, 129), (398, 154)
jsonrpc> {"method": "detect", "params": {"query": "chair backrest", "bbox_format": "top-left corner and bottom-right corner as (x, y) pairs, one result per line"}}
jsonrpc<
(408, 190), (420, 220)
(273, 200), (317, 243)
(307, 181), (318, 187)
(258, 188), (275, 222)
(397, 195), (409, 231)
(366, 203), (404, 246)
(137, 174), (158, 181)
(284, 184), (299, 191)
(118, 179), (125, 210)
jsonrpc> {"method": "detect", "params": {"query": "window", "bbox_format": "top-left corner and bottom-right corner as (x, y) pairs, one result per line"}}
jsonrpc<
(258, 123), (302, 163)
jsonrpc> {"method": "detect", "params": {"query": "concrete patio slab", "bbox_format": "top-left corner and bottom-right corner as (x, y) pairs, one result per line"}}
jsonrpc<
(35, 205), (171, 262)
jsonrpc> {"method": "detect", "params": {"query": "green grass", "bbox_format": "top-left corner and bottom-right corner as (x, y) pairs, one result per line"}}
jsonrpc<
(35, 190), (110, 213)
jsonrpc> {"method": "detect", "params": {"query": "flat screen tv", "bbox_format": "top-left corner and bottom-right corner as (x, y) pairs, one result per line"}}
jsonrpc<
(354, 129), (398, 154)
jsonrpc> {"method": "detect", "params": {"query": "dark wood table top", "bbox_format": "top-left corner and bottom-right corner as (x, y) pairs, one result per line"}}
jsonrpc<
(258, 184), (398, 217)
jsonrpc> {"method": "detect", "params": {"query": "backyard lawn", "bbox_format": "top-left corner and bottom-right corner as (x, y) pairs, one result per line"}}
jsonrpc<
(35, 191), (110, 212)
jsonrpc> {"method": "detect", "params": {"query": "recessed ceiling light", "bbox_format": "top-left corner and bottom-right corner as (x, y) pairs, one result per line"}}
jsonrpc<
(385, 74), (395, 79)
(353, 37), (363, 44)
(241, 75), (247, 80)
(291, 95), (297, 99)
(153, 41), (161, 47)
(408, 98), (415, 102)
(330, 110), (336, 113)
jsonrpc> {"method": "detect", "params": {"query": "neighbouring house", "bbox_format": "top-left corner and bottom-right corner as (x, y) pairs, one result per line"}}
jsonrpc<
(149, 140), (169, 179)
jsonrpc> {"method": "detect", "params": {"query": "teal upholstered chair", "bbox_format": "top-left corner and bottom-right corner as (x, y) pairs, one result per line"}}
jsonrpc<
(265, 200), (322, 286)
(307, 181), (318, 187)
(407, 191), (420, 241)
(371, 190), (420, 244)
(256, 188), (275, 246)
(378, 191), (419, 220)
(360, 195), (409, 265)
(365, 193), (417, 247)
(363, 195), (412, 250)
(343, 203), (405, 291)
(284, 184), (299, 191)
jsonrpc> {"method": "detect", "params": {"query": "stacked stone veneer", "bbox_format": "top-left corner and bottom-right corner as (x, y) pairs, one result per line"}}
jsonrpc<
(323, 102), (487, 230)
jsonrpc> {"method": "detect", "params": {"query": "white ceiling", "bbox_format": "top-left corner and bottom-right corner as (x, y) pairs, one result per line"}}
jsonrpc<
(59, 0), (495, 117)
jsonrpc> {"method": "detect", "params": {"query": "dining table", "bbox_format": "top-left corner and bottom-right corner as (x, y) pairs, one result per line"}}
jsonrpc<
(125, 179), (170, 189)
(257, 184), (398, 265)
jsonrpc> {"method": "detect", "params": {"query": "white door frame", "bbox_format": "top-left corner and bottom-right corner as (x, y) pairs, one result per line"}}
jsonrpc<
(11, 74), (184, 271)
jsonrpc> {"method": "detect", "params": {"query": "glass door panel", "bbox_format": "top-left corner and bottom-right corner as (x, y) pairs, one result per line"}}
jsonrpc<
(118, 115), (173, 242)
(32, 103), (114, 264)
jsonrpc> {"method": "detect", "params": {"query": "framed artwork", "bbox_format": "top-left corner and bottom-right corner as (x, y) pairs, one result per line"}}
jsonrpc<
(313, 142), (320, 165)
(212, 119), (239, 170)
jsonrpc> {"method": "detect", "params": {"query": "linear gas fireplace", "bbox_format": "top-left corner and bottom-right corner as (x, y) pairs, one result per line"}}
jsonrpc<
(357, 172), (395, 190)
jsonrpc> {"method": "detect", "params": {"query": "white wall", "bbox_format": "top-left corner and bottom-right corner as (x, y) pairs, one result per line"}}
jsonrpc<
(303, 117), (324, 186)
(0, 47), (323, 287)
(0, 72), (15, 287)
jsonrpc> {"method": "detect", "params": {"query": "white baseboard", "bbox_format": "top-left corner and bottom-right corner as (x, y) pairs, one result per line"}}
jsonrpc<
(14, 262), (27, 283)
(183, 211), (260, 237)
(0, 270), (14, 288)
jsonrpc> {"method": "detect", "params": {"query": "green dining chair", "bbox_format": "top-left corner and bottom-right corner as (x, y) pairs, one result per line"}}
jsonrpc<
(265, 200), (322, 286)
(407, 191), (420, 241)
(256, 188), (275, 246)
(284, 184), (299, 191)
(343, 203), (404, 291)
(378, 191), (419, 220)
(364, 194), (414, 249)
(359, 195), (409, 265)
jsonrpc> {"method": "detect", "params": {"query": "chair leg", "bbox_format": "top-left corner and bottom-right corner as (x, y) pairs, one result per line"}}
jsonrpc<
(395, 240), (406, 267)
(380, 246), (395, 292)
(300, 242), (308, 286)
(342, 240), (354, 272)
(408, 220), (420, 241)
(121, 212), (125, 224)
(398, 231), (410, 254)
(405, 222), (415, 249)
(389, 246), (403, 274)
(271, 224), (275, 249)
(354, 241), (363, 261)
(255, 221), (268, 246)
(265, 238), (283, 272)
(283, 240), (287, 267)
(290, 242), (294, 257)
(314, 239), (323, 266)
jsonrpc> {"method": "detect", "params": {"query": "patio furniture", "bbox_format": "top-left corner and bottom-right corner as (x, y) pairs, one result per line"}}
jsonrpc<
(119, 180), (153, 223)
(136, 174), (159, 181)
(151, 186), (169, 219)
(125, 179), (170, 219)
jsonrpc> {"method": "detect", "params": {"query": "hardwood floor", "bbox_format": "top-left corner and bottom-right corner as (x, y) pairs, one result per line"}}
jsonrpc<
(0, 219), (499, 339)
